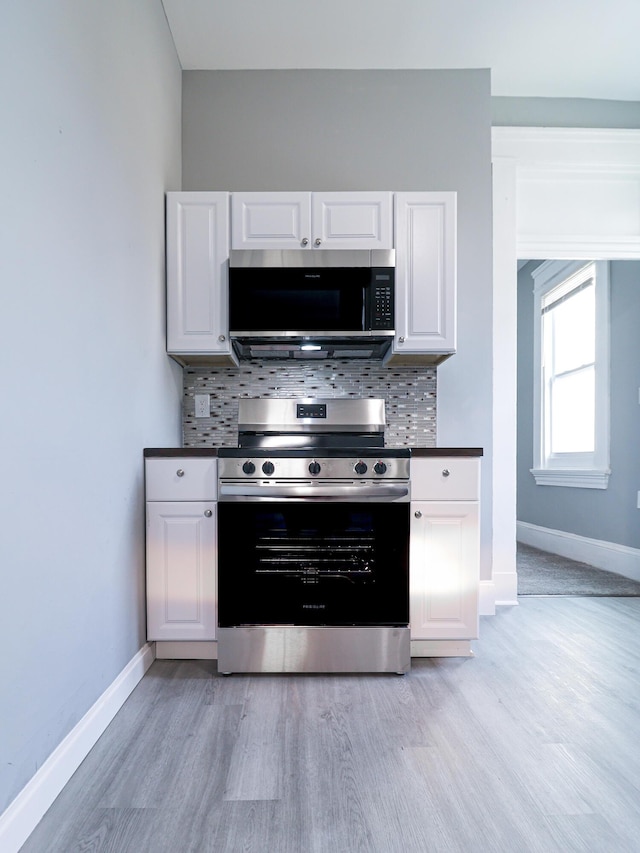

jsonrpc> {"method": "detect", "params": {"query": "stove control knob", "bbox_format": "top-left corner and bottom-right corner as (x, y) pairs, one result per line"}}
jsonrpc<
(262, 461), (275, 476)
(354, 460), (368, 475)
(242, 461), (256, 475)
(308, 460), (321, 476)
(374, 461), (387, 475)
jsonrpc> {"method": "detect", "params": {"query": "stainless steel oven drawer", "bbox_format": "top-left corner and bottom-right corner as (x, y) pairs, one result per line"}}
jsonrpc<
(217, 626), (410, 674)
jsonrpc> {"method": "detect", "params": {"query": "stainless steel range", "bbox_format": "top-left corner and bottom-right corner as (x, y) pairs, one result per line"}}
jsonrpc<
(217, 398), (411, 675)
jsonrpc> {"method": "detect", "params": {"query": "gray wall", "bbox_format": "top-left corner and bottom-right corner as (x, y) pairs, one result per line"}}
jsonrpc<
(492, 97), (640, 128)
(182, 69), (495, 577)
(517, 260), (640, 549)
(1, 0), (182, 814)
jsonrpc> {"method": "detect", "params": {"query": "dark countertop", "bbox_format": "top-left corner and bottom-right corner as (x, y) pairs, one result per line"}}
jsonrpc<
(144, 447), (483, 457)
(411, 447), (483, 457)
(144, 447), (220, 457)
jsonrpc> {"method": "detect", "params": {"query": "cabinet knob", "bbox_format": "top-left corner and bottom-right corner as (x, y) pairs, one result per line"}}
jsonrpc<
(301, 238), (309, 246)
(204, 509), (213, 517)
(176, 469), (184, 477)
(442, 468), (450, 477)
(414, 510), (422, 518)
(398, 336), (405, 344)
(218, 334), (226, 342)
(314, 238), (322, 247)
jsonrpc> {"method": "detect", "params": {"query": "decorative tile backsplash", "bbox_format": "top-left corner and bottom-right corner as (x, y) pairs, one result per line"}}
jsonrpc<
(182, 361), (437, 448)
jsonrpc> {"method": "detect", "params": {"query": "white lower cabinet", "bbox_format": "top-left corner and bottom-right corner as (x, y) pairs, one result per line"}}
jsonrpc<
(145, 458), (217, 643)
(410, 501), (479, 640)
(143, 454), (480, 657)
(409, 457), (480, 654)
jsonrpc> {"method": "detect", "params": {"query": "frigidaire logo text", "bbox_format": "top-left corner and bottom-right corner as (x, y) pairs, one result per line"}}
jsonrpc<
(302, 604), (326, 609)
(304, 274), (321, 279)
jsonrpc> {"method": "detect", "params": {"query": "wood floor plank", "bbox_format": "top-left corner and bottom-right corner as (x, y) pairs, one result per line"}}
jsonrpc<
(222, 675), (287, 801)
(19, 597), (640, 853)
(280, 675), (380, 852)
(542, 812), (640, 853)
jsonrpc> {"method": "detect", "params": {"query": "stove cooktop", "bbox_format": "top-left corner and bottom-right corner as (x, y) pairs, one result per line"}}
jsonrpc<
(219, 396), (409, 478)
(217, 446), (410, 481)
(217, 446), (410, 457)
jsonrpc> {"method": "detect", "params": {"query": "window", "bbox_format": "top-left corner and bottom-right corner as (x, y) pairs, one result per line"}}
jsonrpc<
(531, 260), (610, 488)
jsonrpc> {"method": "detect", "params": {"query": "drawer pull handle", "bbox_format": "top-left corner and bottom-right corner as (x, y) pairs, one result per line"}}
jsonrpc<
(204, 509), (213, 517)
(442, 469), (450, 477)
(176, 469), (185, 477)
(414, 510), (422, 518)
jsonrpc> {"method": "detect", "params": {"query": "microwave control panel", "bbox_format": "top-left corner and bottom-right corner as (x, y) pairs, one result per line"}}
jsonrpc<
(370, 271), (394, 330)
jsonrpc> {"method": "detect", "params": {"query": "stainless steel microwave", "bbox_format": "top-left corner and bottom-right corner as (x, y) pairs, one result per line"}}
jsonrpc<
(228, 248), (395, 360)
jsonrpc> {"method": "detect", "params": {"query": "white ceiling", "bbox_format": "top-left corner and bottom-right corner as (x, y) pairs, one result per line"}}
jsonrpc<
(162, 0), (640, 101)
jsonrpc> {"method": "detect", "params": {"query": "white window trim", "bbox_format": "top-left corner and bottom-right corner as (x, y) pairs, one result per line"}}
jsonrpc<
(531, 259), (610, 489)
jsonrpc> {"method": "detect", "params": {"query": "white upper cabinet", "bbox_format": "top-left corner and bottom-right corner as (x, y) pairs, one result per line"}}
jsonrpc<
(166, 192), (235, 363)
(388, 192), (457, 364)
(231, 192), (309, 250)
(164, 189), (458, 366)
(231, 191), (393, 250)
(311, 192), (393, 250)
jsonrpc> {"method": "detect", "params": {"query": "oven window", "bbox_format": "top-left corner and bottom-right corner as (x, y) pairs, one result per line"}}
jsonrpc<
(218, 502), (409, 627)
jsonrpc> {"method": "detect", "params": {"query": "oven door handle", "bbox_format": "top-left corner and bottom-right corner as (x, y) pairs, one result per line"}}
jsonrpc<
(218, 483), (410, 502)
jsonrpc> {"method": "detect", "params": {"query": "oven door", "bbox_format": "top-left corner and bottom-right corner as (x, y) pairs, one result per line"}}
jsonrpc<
(217, 500), (409, 628)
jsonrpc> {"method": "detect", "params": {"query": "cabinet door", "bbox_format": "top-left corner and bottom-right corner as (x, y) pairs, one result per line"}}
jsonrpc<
(410, 501), (479, 640)
(231, 192), (311, 249)
(392, 192), (457, 357)
(311, 192), (393, 249)
(166, 192), (231, 355)
(146, 501), (217, 641)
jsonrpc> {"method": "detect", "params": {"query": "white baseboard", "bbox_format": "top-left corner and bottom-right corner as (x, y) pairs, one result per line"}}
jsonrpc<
(0, 642), (155, 853)
(492, 571), (519, 607)
(479, 580), (496, 615)
(517, 521), (640, 582)
(479, 575), (519, 614)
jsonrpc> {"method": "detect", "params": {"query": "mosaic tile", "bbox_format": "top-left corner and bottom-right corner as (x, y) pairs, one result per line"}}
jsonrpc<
(183, 361), (437, 448)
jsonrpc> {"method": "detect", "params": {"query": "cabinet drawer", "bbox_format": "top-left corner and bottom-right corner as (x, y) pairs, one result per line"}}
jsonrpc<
(145, 458), (217, 501)
(411, 458), (479, 501)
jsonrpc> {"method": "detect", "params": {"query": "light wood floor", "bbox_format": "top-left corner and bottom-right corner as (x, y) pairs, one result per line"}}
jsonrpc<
(21, 597), (640, 852)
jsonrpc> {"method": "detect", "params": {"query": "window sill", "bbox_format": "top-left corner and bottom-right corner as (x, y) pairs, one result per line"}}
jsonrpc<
(530, 468), (610, 489)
